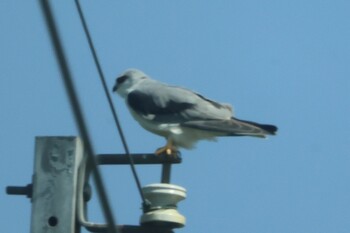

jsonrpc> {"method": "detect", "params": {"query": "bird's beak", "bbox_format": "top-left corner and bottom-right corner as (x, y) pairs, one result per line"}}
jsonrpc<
(112, 84), (118, 92)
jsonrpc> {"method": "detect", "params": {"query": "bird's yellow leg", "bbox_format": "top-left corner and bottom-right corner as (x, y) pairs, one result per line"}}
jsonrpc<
(155, 138), (178, 156)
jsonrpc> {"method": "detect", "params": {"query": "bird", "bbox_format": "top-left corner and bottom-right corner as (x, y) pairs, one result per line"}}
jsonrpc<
(112, 69), (277, 156)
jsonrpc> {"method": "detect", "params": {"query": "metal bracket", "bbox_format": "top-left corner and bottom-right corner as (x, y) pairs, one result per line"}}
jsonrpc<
(97, 153), (181, 184)
(78, 153), (182, 232)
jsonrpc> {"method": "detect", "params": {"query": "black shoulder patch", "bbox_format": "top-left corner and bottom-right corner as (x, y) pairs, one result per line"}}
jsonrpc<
(127, 91), (195, 115)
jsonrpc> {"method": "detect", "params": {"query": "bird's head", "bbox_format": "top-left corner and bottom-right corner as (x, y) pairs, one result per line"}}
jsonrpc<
(112, 69), (148, 98)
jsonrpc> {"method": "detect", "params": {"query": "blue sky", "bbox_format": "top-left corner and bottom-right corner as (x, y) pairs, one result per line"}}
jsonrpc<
(1, 1), (350, 232)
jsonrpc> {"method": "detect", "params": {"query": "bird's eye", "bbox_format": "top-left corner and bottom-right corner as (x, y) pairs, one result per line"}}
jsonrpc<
(117, 75), (128, 84)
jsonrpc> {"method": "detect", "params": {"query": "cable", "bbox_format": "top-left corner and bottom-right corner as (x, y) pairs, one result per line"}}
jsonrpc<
(74, 0), (147, 206)
(39, 1), (119, 232)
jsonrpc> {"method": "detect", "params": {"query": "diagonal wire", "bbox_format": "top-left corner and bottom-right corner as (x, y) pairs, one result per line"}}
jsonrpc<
(39, 1), (119, 232)
(74, 0), (147, 206)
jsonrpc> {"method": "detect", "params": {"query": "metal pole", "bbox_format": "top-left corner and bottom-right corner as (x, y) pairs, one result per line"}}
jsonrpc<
(30, 137), (83, 233)
(161, 164), (172, 183)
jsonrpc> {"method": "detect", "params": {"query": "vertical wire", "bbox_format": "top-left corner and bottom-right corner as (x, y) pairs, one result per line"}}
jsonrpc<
(74, 0), (147, 206)
(39, 1), (119, 232)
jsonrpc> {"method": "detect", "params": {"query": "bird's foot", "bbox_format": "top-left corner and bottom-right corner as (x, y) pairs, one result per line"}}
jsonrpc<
(155, 146), (179, 157)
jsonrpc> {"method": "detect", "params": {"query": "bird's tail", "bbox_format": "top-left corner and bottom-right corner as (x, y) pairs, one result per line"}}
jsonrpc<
(229, 117), (277, 137)
(182, 117), (278, 138)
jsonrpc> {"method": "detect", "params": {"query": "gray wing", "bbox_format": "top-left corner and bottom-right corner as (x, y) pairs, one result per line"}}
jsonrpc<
(128, 80), (277, 137)
(127, 80), (233, 123)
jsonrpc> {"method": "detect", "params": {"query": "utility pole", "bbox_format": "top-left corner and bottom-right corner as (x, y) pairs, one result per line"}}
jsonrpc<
(7, 136), (185, 233)
(30, 136), (83, 233)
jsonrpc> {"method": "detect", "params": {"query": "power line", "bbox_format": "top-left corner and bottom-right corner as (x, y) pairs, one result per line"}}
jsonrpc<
(74, 0), (147, 207)
(38, 1), (118, 232)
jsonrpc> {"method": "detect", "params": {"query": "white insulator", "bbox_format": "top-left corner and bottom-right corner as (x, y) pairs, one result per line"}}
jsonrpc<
(140, 183), (186, 228)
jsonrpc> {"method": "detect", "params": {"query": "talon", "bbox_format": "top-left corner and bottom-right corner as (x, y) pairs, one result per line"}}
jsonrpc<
(155, 138), (179, 157)
(155, 146), (178, 156)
